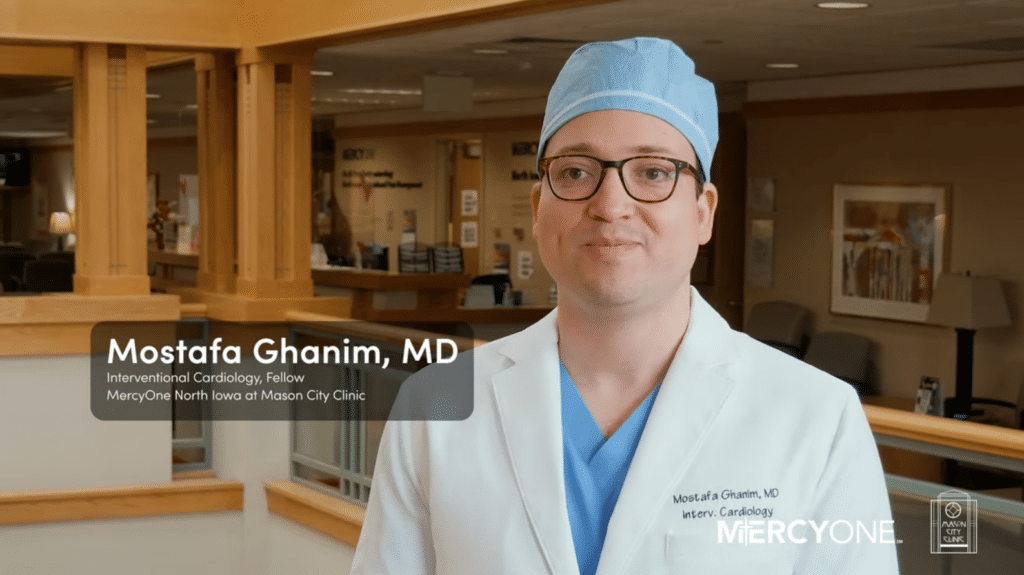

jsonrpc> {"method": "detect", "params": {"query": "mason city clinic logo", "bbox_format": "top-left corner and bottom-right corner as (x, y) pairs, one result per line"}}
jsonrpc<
(930, 489), (978, 554)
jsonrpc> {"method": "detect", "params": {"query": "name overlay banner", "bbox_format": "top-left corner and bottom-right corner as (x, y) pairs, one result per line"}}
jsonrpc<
(90, 321), (474, 421)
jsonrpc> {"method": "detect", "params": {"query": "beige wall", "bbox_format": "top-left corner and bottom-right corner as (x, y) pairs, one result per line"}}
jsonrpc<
(333, 130), (553, 304)
(24, 146), (74, 249)
(746, 105), (1024, 401)
(482, 129), (552, 305)
(334, 135), (445, 270)
(149, 140), (199, 207)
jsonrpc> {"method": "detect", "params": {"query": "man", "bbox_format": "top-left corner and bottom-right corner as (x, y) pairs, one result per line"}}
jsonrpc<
(351, 37), (899, 574)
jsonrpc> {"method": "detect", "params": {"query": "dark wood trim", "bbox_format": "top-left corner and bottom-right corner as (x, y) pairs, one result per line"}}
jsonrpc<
(30, 135), (197, 153)
(334, 114), (544, 139)
(744, 85), (1024, 118)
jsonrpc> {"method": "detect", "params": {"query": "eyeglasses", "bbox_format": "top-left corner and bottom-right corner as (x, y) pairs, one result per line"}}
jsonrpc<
(538, 154), (704, 203)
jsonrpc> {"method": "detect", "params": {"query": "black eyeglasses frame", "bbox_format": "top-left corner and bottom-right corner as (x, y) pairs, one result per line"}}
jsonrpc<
(537, 154), (705, 203)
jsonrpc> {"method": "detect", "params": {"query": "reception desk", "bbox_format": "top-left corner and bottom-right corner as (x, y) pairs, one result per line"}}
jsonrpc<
(311, 268), (551, 323)
(149, 249), (199, 291)
(145, 252), (551, 324)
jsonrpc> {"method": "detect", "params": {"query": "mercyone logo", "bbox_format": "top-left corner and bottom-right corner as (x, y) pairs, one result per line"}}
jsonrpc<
(717, 519), (896, 545)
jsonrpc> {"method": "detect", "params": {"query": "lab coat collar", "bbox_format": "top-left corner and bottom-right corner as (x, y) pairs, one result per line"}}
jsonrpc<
(598, 289), (739, 575)
(490, 289), (739, 575)
(491, 308), (577, 575)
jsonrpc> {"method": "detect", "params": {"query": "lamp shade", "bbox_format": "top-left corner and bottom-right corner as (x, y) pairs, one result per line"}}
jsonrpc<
(927, 272), (1011, 329)
(48, 211), (73, 235)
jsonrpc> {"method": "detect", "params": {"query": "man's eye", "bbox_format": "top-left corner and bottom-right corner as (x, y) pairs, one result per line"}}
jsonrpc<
(642, 168), (670, 180)
(560, 167), (590, 180)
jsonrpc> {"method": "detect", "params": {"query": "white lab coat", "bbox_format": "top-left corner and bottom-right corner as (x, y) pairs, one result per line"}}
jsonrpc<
(350, 290), (899, 574)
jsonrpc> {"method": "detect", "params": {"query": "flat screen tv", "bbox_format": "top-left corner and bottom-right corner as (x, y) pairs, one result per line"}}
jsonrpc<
(0, 148), (31, 186)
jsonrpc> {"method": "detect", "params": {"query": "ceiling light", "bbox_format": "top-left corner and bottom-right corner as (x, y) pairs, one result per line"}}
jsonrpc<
(816, 2), (869, 9)
(473, 48), (508, 55)
(0, 131), (69, 138)
(183, 104), (198, 110)
(147, 119), (157, 124)
(311, 70), (334, 77)
(338, 88), (421, 95)
(146, 93), (160, 99)
(766, 63), (799, 69)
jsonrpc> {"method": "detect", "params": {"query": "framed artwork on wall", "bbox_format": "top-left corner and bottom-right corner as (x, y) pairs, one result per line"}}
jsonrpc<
(831, 183), (950, 323)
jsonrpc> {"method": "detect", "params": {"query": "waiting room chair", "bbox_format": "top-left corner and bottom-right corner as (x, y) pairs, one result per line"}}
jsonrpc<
(802, 331), (875, 395)
(744, 301), (812, 358)
(38, 251), (75, 265)
(1, 252), (34, 292)
(21, 259), (74, 292)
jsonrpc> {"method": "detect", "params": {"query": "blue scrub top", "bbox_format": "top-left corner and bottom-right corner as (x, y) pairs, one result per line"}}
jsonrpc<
(560, 361), (661, 575)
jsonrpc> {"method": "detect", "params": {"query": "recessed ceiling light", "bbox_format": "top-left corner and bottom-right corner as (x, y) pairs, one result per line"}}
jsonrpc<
(146, 93), (160, 99)
(338, 88), (421, 95)
(816, 2), (869, 9)
(472, 48), (508, 55)
(183, 104), (198, 110)
(766, 63), (799, 69)
(311, 70), (334, 77)
(0, 131), (69, 138)
(147, 119), (157, 124)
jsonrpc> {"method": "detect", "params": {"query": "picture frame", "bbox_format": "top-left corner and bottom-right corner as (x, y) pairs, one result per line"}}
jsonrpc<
(831, 183), (950, 323)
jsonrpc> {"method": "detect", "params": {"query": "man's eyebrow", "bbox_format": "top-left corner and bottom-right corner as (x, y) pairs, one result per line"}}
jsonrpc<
(631, 145), (677, 155)
(549, 143), (593, 155)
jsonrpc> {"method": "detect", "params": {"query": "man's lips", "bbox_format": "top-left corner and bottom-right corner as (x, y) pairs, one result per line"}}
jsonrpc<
(582, 237), (640, 247)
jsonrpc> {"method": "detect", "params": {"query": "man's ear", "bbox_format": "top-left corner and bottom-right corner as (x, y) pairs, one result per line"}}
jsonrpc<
(530, 182), (543, 238)
(696, 182), (717, 245)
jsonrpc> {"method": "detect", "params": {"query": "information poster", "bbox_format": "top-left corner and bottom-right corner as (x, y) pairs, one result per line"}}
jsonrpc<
(460, 221), (478, 247)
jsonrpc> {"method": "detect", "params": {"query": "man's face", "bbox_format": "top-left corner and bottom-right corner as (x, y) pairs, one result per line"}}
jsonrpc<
(531, 109), (717, 312)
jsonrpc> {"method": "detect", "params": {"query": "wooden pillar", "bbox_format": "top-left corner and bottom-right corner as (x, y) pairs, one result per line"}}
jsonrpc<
(72, 43), (150, 296)
(234, 49), (313, 299)
(195, 52), (237, 293)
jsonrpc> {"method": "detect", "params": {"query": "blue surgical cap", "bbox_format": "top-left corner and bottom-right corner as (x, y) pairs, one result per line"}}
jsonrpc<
(538, 37), (718, 183)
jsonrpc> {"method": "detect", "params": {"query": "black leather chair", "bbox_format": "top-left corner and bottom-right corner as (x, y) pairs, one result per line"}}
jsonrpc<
(1, 252), (34, 292)
(802, 331), (875, 395)
(38, 251), (75, 265)
(744, 301), (812, 358)
(21, 259), (74, 292)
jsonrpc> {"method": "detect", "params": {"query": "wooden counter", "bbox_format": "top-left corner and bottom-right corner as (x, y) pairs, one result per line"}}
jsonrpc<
(149, 249), (199, 291)
(351, 305), (553, 324)
(311, 268), (470, 290)
(312, 268), (471, 320)
(862, 396), (945, 483)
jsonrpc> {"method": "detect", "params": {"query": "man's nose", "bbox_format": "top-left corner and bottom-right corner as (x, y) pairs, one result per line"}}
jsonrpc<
(585, 167), (633, 221)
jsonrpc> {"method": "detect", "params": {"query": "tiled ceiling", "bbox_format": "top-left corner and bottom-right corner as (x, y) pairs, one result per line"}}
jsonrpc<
(1, 0), (1023, 137)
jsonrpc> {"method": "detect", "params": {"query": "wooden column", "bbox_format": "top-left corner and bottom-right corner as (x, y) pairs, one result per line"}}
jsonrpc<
(195, 52), (237, 293)
(234, 49), (313, 299)
(72, 43), (150, 295)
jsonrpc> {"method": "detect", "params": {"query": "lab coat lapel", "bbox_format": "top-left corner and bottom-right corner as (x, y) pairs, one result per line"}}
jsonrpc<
(491, 310), (580, 575)
(596, 291), (739, 575)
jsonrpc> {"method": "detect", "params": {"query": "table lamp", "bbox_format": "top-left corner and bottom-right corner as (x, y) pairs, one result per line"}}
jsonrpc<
(49, 211), (73, 251)
(927, 271), (1011, 419)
